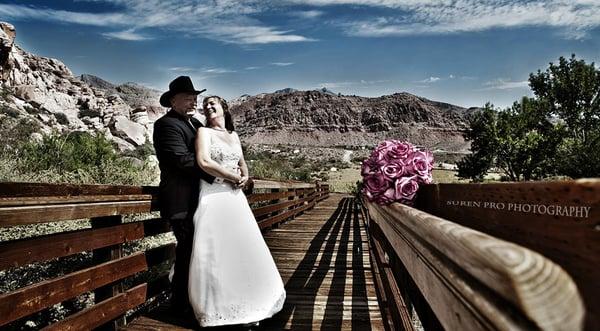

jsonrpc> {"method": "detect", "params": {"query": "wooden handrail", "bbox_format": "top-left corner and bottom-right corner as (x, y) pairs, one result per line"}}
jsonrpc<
(365, 199), (585, 331)
(0, 179), (329, 329)
(416, 179), (599, 331)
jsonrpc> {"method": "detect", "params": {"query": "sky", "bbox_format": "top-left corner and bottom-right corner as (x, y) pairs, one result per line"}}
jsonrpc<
(1, 0), (599, 108)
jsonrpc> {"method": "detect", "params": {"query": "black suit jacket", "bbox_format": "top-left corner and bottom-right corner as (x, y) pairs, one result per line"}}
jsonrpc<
(153, 110), (215, 220)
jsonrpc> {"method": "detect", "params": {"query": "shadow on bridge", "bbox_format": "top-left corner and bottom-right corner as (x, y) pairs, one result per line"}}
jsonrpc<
(262, 195), (382, 330)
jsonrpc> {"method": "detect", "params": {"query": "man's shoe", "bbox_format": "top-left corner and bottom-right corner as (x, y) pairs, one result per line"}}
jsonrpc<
(241, 321), (260, 330)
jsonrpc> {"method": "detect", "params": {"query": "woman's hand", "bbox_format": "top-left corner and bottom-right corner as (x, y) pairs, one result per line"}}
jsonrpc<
(237, 176), (249, 189)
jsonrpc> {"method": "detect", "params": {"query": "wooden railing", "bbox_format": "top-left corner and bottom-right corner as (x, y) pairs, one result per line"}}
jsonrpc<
(362, 179), (598, 331)
(0, 180), (329, 330)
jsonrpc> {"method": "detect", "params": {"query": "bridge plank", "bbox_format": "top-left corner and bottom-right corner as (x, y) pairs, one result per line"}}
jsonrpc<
(263, 195), (385, 331)
(42, 283), (147, 331)
(122, 194), (383, 331)
(247, 191), (296, 203)
(0, 200), (154, 227)
(258, 201), (315, 229)
(0, 182), (157, 197)
(0, 221), (144, 270)
(0, 252), (147, 326)
(0, 194), (155, 207)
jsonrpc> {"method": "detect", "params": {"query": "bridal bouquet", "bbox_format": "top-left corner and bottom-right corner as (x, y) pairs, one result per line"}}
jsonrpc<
(361, 140), (433, 205)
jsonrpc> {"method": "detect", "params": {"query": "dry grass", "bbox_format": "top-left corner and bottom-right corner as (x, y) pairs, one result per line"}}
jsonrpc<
(327, 164), (362, 193)
(327, 165), (468, 193)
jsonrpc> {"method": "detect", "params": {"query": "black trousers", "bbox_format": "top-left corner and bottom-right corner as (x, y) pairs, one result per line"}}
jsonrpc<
(169, 215), (194, 310)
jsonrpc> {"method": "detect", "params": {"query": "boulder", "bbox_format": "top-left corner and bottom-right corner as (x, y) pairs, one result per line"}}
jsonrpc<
(131, 111), (149, 125)
(111, 135), (136, 152)
(111, 115), (146, 146)
(0, 22), (15, 70)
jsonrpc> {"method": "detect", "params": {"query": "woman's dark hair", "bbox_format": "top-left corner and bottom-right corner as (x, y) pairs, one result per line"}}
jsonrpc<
(202, 95), (235, 132)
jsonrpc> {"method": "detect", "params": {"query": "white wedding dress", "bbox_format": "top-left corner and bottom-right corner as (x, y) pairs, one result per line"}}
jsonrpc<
(188, 138), (286, 327)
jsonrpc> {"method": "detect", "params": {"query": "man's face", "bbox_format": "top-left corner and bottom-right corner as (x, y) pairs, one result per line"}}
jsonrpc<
(170, 93), (198, 118)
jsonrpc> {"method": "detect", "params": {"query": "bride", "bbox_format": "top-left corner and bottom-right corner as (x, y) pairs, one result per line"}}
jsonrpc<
(188, 95), (286, 327)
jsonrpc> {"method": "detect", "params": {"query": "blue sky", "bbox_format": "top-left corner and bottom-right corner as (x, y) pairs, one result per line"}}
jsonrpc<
(1, 0), (599, 108)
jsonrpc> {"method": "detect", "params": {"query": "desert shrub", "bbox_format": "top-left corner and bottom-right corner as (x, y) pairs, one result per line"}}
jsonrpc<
(24, 105), (41, 115)
(0, 116), (41, 155)
(5, 131), (157, 185)
(54, 112), (69, 125)
(0, 86), (12, 101)
(1, 104), (21, 118)
(243, 145), (322, 181)
(124, 141), (155, 160)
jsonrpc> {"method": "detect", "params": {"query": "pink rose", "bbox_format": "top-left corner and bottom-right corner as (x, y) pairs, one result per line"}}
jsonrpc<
(363, 174), (391, 202)
(374, 188), (395, 205)
(419, 173), (433, 184)
(361, 158), (379, 176)
(375, 140), (396, 153)
(369, 149), (388, 165)
(385, 142), (413, 162)
(394, 176), (420, 202)
(381, 161), (405, 179)
(406, 150), (433, 176)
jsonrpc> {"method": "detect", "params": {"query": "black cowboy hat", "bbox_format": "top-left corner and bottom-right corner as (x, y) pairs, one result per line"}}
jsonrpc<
(159, 76), (206, 107)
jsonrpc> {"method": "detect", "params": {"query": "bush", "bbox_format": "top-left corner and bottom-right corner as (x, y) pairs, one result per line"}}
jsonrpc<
(54, 112), (69, 125)
(0, 116), (42, 155)
(1, 104), (21, 118)
(0, 86), (12, 101)
(3, 131), (157, 185)
(124, 141), (155, 160)
(243, 145), (323, 181)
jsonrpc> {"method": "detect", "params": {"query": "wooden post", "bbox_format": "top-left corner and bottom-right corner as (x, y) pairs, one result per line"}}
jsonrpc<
(269, 188), (280, 229)
(90, 215), (126, 330)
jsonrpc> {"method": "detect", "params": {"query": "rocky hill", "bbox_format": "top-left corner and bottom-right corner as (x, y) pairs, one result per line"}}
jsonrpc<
(0, 22), (163, 151)
(1, 20), (473, 157)
(79, 74), (163, 121)
(230, 90), (475, 153)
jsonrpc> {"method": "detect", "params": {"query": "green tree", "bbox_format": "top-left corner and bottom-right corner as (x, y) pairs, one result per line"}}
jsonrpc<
(529, 55), (600, 178)
(529, 55), (600, 144)
(494, 97), (564, 181)
(458, 54), (599, 181)
(458, 99), (563, 181)
(457, 104), (497, 181)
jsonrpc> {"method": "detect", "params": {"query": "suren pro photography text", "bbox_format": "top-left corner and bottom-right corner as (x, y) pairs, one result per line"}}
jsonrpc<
(446, 200), (592, 218)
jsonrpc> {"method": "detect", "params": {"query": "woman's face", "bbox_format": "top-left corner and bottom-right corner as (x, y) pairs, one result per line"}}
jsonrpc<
(204, 97), (224, 123)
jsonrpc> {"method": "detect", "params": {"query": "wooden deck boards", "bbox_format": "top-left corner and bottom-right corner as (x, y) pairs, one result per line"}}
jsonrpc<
(123, 194), (385, 330)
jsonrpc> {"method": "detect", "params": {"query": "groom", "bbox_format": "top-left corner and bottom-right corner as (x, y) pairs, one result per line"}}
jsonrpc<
(153, 76), (215, 312)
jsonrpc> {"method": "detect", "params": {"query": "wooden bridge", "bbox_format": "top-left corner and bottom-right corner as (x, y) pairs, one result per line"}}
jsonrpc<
(0, 179), (597, 330)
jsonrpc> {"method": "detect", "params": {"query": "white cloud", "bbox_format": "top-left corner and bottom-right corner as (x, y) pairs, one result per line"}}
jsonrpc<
(102, 29), (150, 41)
(168, 67), (196, 72)
(319, 79), (390, 88)
(167, 66), (236, 75)
(0, 4), (127, 26)
(292, 10), (325, 19)
(419, 76), (441, 83)
(0, 2), (314, 44)
(245, 66), (261, 70)
(271, 62), (295, 66)
(319, 81), (354, 88)
(481, 79), (529, 90)
(331, 0), (600, 39)
(203, 68), (236, 74)
(4, 0), (599, 44)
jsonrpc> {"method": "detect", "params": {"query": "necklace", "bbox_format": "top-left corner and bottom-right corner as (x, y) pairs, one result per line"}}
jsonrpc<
(211, 126), (227, 132)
